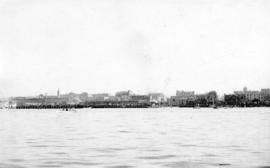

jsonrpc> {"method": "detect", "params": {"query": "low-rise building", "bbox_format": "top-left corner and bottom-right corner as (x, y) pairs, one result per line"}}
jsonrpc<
(13, 97), (44, 106)
(149, 93), (166, 104)
(261, 88), (270, 103)
(0, 99), (9, 108)
(169, 96), (179, 106)
(176, 90), (195, 98)
(224, 93), (247, 106)
(234, 87), (260, 101)
(131, 95), (150, 104)
(115, 90), (133, 101)
(170, 90), (196, 106)
(89, 93), (110, 101)
(78, 92), (88, 102)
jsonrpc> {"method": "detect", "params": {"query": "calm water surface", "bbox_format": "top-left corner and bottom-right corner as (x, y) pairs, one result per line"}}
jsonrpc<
(0, 108), (270, 168)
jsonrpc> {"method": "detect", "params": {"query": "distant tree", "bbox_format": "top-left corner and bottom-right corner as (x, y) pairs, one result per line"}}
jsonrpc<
(224, 94), (236, 106)
(206, 91), (218, 105)
(252, 98), (261, 106)
(224, 94), (246, 107)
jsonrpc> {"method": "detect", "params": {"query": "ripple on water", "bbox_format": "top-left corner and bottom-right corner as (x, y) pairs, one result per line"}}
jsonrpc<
(86, 136), (96, 139)
(8, 159), (25, 163)
(118, 130), (131, 133)
(136, 137), (147, 140)
(202, 153), (219, 157)
(93, 147), (127, 153)
(162, 161), (208, 168)
(106, 165), (134, 168)
(26, 141), (37, 144)
(141, 149), (161, 152)
(213, 163), (232, 167)
(50, 152), (67, 155)
(174, 143), (198, 147)
(138, 155), (176, 160)
(0, 163), (25, 168)
(31, 145), (67, 148)
(36, 165), (63, 168)
(90, 154), (115, 158)
(50, 145), (67, 148)
(216, 163), (231, 166)
(30, 145), (50, 148)
(42, 161), (100, 166)
(107, 147), (127, 151)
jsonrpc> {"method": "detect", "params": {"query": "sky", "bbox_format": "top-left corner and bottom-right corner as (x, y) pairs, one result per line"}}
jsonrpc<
(0, 0), (270, 97)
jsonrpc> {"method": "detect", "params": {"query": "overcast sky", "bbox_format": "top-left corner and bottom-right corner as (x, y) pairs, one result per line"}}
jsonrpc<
(0, 0), (269, 97)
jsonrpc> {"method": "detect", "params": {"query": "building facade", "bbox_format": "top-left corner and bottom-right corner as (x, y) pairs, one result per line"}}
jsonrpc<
(115, 90), (133, 101)
(149, 93), (166, 104)
(169, 91), (196, 107)
(234, 87), (261, 101)
(261, 88), (270, 103)
(131, 95), (150, 104)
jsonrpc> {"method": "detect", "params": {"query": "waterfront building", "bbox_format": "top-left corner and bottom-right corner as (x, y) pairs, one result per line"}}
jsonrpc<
(170, 90), (196, 107)
(0, 99), (9, 108)
(224, 94), (245, 107)
(44, 96), (67, 105)
(115, 90), (134, 101)
(206, 91), (218, 105)
(115, 90), (134, 97)
(60, 92), (88, 103)
(12, 97), (44, 106)
(12, 90), (80, 107)
(194, 94), (208, 107)
(131, 95), (150, 104)
(106, 96), (119, 101)
(169, 96), (179, 106)
(234, 87), (261, 101)
(261, 88), (270, 103)
(78, 92), (88, 101)
(61, 92), (77, 98)
(149, 93), (165, 103)
(89, 93), (110, 101)
(176, 90), (195, 98)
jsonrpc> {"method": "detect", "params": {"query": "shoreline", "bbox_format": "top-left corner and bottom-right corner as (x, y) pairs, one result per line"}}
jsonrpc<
(4, 105), (270, 109)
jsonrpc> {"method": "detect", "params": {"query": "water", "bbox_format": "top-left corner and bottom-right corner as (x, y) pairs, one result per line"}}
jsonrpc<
(0, 108), (270, 168)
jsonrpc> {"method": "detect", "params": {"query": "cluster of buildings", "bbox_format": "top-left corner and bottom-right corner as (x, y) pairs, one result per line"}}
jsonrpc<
(224, 87), (270, 107)
(6, 90), (166, 108)
(169, 87), (270, 107)
(168, 90), (218, 107)
(1, 87), (270, 109)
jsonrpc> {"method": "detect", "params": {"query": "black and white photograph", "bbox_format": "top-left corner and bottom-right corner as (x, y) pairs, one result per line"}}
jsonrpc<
(0, 0), (270, 167)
